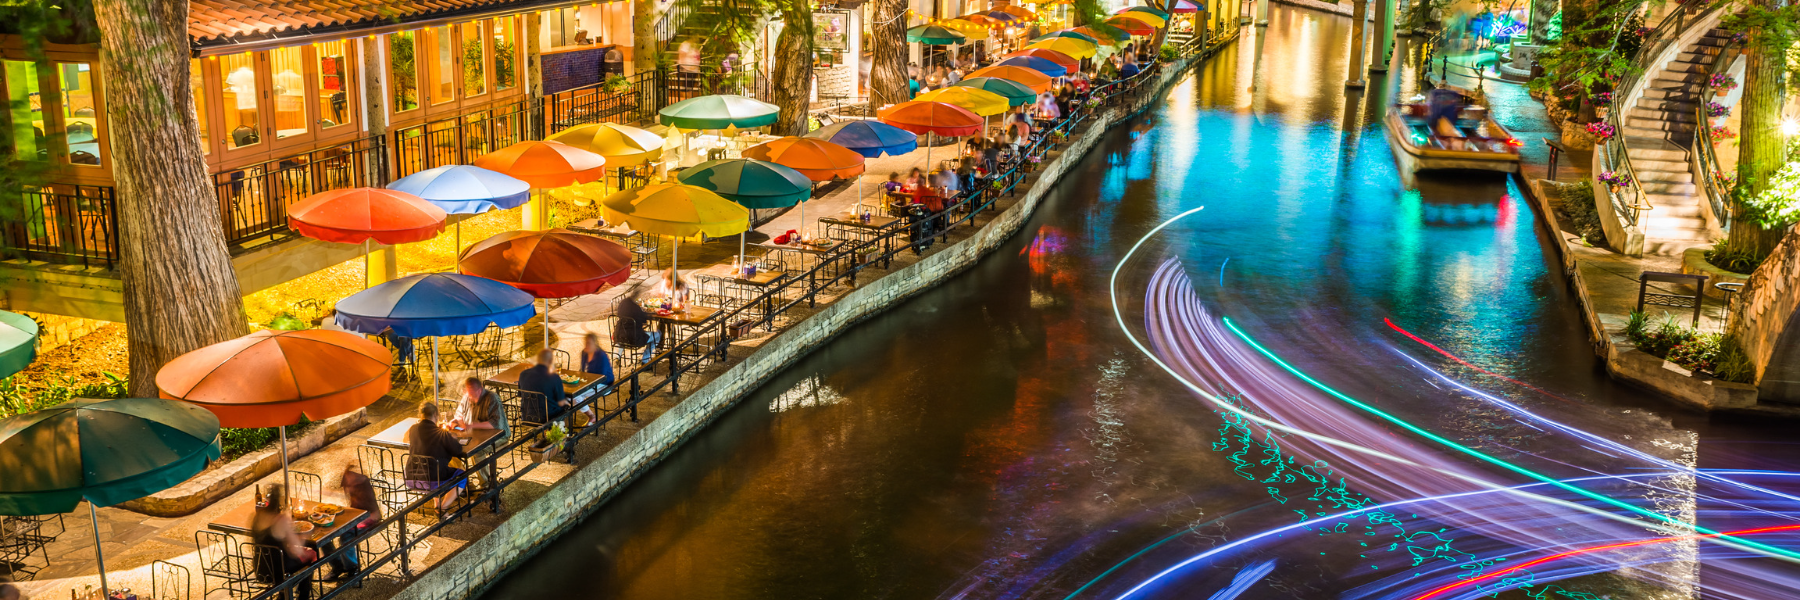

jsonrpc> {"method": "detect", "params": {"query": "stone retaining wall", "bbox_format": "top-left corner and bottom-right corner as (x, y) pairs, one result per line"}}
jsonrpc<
(387, 51), (1219, 600)
(1729, 226), (1800, 402)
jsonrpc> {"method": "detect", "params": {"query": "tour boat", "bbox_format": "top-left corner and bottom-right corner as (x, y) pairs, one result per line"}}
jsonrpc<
(1385, 87), (1522, 177)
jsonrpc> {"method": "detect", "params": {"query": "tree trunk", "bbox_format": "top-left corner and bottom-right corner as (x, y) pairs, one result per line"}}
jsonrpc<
(870, 0), (909, 107)
(1730, 30), (1789, 262)
(769, 18), (813, 135)
(92, 0), (249, 396)
(634, 0), (660, 76)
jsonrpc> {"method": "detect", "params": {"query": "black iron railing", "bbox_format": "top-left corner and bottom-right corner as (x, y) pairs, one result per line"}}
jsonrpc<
(545, 71), (659, 135)
(213, 136), (389, 248)
(0, 183), (118, 269)
(229, 38), (1226, 600)
(392, 100), (539, 181)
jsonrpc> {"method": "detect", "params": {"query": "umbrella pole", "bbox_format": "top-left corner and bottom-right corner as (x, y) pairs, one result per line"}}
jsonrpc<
(542, 298), (550, 350)
(432, 337), (441, 400)
(279, 425), (291, 502)
(89, 503), (110, 600)
(362, 239), (371, 289)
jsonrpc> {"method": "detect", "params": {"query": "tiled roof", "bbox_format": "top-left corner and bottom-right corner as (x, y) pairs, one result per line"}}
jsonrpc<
(188, 0), (518, 45)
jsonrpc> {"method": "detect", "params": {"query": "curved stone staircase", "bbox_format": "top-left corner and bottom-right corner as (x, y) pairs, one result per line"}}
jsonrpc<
(1622, 26), (1729, 255)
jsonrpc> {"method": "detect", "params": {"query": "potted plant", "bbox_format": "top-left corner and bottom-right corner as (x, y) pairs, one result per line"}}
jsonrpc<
(1711, 125), (1739, 146)
(529, 423), (567, 463)
(1592, 91), (1613, 119)
(1707, 101), (1731, 127)
(1597, 170), (1634, 192)
(602, 74), (631, 94)
(1710, 73), (1738, 95)
(1584, 121), (1617, 143)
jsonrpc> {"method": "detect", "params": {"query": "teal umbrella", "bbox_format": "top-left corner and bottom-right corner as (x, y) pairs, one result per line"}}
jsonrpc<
(1118, 5), (1172, 19)
(677, 158), (812, 263)
(907, 24), (968, 45)
(0, 311), (37, 379)
(0, 397), (222, 599)
(657, 94), (779, 130)
(953, 77), (1038, 107)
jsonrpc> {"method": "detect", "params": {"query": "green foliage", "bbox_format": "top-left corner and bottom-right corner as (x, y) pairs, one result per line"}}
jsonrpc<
(1714, 338), (1756, 383)
(462, 39), (485, 93)
(1626, 312), (1698, 358)
(1529, 0), (1646, 109)
(267, 312), (312, 331)
(1667, 333), (1722, 373)
(390, 33), (419, 110)
(220, 427), (277, 459)
(1158, 44), (1180, 63)
(603, 74), (631, 93)
(1558, 181), (1606, 243)
(1547, 11), (1562, 41)
(0, 371), (128, 418)
(1734, 158), (1800, 229)
(1624, 310), (1649, 340)
(1705, 238), (1763, 273)
(1721, 3), (1800, 56)
(494, 40), (517, 89)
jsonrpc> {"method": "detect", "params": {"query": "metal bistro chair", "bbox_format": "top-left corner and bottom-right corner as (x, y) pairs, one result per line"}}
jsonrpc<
(252, 542), (318, 600)
(0, 515), (59, 580)
(289, 471), (322, 504)
(151, 559), (190, 600)
(195, 530), (258, 598)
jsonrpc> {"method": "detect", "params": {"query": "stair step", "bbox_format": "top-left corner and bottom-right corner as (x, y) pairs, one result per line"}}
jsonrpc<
(1646, 215), (1707, 230)
(1626, 116), (1698, 132)
(1643, 87), (1703, 101)
(1635, 98), (1699, 113)
(1646, 203), (1705, 219)
(1628, 107), (1699, 123)
(1660, 60), (1711, 74)
(1641, 181), (1697, 194)
(1624, 137), (1690, 160)
(1636, 169), (1695, 183)
(1631, 158), (1690, 172)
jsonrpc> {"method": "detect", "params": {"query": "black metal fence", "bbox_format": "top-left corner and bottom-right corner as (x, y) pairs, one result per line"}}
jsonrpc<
(391, 100), (538, 181)
(214, 136), (389, 248)
(231, 38), (1218, 600)
(0, 184), (118, 269)
(544, 71), (659, 136)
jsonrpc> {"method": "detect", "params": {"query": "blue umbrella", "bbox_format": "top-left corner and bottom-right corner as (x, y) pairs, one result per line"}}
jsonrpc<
(993, 55), (1068, 77)
(804, 120), (921, 213)
(388, 165), (532, 254)
(387, 165), (531, 214)
(804, 120), (919, 158)
(336, 273), (536, 398)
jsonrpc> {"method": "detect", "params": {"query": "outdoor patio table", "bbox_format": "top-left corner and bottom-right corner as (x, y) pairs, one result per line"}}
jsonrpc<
(568, 218), (639, 240)
(640, 303), (721, 364)
(820, 212), (898, 269)
(366, 417), (504, 454)
(758, 239), (846, 300)
(692, 263), (785, 330)
(207, 500), (369, 546)
(483, 363), (610, 406)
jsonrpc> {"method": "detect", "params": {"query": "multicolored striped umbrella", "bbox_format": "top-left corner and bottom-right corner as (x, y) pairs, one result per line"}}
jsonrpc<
(953, 77), (1039, 107)
(1116, 5), (1172, 20)
(965, 65), (1054, 93)
(1005, 48), (1080, 72)
(1104, 16), (1157, 36)
(742, 137), (868, 181)
(1025, 36), (1099, 59)
(878, 101), (985, 137)
(1035, 30), (1101, 45)
(1168, 0), (1202, 14)
(916, 86), (1012, 117)
(676, 159), (813, 209)
(994, 55), (1069, 77)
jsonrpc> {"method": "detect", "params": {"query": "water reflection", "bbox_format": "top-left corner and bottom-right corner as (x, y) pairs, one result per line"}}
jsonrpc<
(477, 10), (1800, 600)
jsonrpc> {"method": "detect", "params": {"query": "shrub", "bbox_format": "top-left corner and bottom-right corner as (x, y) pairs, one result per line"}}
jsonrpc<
(1624, 310), (1649, 340)
(1558, 181), (1605, 243)
(1714, 338), (1756, 383)
(1704, 239), (1761, 274)
(1628, 313), (1697, 357)
(1667, 333), (1721, 373)
(1158, 44), (1180, 63)
(221, 428), (277, 459)
(0, 371), (129, 418)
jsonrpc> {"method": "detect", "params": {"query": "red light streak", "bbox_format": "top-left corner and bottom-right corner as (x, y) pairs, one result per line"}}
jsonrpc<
(1383, 318), (1574, 404)
(1411, 523), (1800, 600)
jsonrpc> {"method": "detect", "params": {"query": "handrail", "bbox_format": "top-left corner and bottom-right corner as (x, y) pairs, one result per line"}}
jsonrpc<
(228, 38), (1228, 600)
(1604, 3), (1728, 228)
(1693, 39), (1739, 232)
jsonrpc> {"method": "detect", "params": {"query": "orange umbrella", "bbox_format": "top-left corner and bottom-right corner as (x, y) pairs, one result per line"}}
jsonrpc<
(1005, 48), (1080, 72)
(157, 329), (393, 495)
(964, 65), (1054, 93)
(991, 4), (1035, 19)
(959, 13), (1005, 26)
(878, 101), (984, 137)
(473, 140), (608, 188)
(742, 137), (868, 182)
(157, 329), (393, 428)
(458, 229), (633, 298)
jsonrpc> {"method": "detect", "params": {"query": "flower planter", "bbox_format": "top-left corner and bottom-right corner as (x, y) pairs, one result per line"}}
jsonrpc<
(528, 441), (564, 463)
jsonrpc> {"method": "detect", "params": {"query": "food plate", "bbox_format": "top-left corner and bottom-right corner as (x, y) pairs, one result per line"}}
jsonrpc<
(308, 513), (335, 526)
(292, 522), (315, 534)
(313, 503), (343, 515)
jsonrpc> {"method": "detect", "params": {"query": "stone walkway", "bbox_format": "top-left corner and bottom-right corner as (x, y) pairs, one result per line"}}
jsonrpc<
(11, 125), (1057, 600)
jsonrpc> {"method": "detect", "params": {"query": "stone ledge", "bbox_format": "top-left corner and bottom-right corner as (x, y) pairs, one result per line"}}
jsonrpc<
(117, 408), (368, 517)
(1605, 341), (1759, 410)
(1680, 246), (1749, 299)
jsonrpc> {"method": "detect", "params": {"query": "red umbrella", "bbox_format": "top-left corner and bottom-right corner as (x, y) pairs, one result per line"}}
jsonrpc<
(457, 229), (633, 298)
(878, 101), (984, 137)
(458, 229), (633, 347)
(287, 188), (447, 245)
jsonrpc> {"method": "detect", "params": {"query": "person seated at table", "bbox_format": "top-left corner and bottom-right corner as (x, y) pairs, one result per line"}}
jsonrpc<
(1035, 91), (1062, 120)
(320, 464), (382, 582)
(580, 332), (616, 388)
(957, 159), (979, 198)
(981, 134), (1001, 173)
(517, 349), (571, 427)
(965, 135), (983, 159)
(250, 486), (318, 600)
(450, 377), (507, 435)
(614, 295), (662, 365)
(933, 167), (960, 200)
(1121, 55), (1142, 78)
(903, 167), (925, 190)
(404, 402), (468, 512)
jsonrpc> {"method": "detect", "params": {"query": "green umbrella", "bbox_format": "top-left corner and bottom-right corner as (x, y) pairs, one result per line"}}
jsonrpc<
(1034, 30), (1101, 45)
(907, 24), (968, 45)
(0, 397), (222, 599)
(0, 311), (37, 379)
(677, 158), (812, 264)
(953, 77), (1039, 107)
(677, 159), (812, 209)
(657, 94), (779, 130)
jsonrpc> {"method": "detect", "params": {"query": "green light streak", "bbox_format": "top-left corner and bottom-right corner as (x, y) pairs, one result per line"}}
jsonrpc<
(1221, 316), (1800, 561)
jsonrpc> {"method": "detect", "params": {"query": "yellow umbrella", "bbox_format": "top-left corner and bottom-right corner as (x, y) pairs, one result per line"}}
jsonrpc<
(916, 87), (1010, 117)
(599, 183), (750, 275)
(1025, 37), (1098, 60)
(942, 19), (992, 40)
(1112, 11), (1167, 27)
(548, 122), (665, 167)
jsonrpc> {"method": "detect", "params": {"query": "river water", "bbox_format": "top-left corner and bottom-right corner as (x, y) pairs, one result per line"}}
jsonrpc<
(480, 9), (1800, 600)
